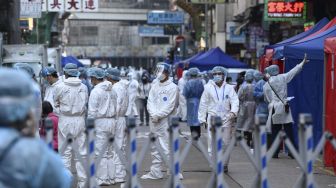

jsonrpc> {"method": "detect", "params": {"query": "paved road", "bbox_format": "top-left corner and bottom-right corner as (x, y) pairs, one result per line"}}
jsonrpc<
(73, 122), (336, 188)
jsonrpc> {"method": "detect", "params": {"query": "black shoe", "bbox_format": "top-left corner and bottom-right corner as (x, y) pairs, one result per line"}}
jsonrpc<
(224, 165), (228, 173)
(139, 122), (144, 126)
(288, 153), (294, 159)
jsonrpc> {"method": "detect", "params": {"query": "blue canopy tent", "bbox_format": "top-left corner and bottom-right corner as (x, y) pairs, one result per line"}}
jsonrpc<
(189, 47), (249, 71)
(268, 18), (329, 60)
(283, 24), (336, 147)
(175, 51), (205, 68)
(61, 56), (84, 68)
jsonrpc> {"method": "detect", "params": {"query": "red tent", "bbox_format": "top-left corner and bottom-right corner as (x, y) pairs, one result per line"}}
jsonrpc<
(324, 37), (336, 173)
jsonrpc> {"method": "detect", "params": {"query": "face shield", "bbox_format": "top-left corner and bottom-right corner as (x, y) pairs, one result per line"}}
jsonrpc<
(154, 64), (166, 81)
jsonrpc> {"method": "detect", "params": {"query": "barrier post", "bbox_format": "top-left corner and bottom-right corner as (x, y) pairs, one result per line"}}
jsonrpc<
(254, 114), (268, 188)
(86, 118), (96, 188)
(214, 116), (224, 188)
(299, 114), (314, 188)
(45, 118), (53, 150)
(169, 117), (182, 188)
(127, 117), (139, 188)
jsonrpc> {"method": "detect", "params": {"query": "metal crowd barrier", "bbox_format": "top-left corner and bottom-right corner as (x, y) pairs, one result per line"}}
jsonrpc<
(43, 113), (336, 188)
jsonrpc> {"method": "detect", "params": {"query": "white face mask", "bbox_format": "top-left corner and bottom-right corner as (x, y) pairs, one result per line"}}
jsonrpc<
(158, 74), (166, 81)
(213, 75), (223, 83)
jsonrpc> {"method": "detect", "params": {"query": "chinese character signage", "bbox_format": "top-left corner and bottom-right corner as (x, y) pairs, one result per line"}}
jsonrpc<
(264, 0), (306, 21)
(20, 0), (42, 18)
(147, 11), (184, 25)
(83, 0), (98, 12)
(48, 0), (64, 12)
(42, 0), (98, 12)
(66, 0), (82, 11)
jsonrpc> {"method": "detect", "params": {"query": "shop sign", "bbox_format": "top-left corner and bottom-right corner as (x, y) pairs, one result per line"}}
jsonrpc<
(264, 0), (306, 21)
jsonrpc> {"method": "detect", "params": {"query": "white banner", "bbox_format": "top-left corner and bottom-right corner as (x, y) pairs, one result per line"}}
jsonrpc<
(41, 0), (47, 12)
(48, 0), (65, 12)
(65, 0), (82, 12)
(20, 0), (42, 18)
(83, 0), (98, 12)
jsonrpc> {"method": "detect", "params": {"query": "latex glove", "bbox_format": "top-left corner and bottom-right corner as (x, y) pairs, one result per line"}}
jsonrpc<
(151, 116), (159, 123)
(302, 53), (309, 65)
(225, 112), (236, 121)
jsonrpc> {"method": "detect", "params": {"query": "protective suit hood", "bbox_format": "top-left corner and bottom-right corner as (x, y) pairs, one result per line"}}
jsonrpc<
(64, 77), (82, 86)
(95, 81), (112, 92)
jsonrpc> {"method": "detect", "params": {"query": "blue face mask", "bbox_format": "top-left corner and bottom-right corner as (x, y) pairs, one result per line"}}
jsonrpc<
(213, 75), (223, 83)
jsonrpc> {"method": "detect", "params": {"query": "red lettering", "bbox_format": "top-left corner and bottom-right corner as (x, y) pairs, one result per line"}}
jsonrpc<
(276, 2), (285, 13)
(284, 2), (294, 13)
(293, 2), (304, 13)
(268, 2), (277, 13)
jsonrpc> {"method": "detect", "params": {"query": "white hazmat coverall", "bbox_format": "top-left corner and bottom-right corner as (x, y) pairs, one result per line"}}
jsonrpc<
(198, 80), (239, 165)
(145, 78), (178, 179)
(126, 74), (139, 117)
(177, 71), (188, 121)
(53, 77), (88, 188)
(112, 80), (129, 182)
(88, 81), (117, 185)
(44, 79), (63, 114)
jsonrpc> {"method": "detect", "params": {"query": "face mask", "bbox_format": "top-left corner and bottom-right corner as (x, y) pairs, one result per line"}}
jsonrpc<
(158, 74), (166, 81)
(43, 79), (50, 87)
(213, 75), (223, 83)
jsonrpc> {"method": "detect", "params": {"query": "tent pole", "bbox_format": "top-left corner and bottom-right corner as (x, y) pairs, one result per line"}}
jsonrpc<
(323, 51), (327, 166)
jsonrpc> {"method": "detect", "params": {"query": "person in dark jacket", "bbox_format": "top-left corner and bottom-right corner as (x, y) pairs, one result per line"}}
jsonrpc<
(183, 67), (204, 139)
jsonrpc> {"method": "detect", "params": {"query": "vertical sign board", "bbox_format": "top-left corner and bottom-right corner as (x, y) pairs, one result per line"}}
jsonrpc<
(41, 0), (47, 12)
(264, 0), (306, 21)
(147, 11), (184, 25)
(20, 0), (42, 18)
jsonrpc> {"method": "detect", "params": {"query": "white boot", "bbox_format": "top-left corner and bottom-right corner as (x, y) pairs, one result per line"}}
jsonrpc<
(141, 171), (163, 180)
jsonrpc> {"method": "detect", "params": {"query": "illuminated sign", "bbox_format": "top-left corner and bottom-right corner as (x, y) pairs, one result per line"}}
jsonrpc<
(304, 21), (315, 31)
(264, 0), (306, 21)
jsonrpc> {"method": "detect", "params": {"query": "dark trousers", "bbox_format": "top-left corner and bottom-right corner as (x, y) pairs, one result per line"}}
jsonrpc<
(268, 123), (296, 157)
(138, 98), (149, 125)
(244, 131), (253, 148)
(190, 126), (201, 140)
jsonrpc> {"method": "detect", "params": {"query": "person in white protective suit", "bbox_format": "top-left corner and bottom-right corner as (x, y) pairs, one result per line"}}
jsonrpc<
(177, 70), (188, 121)
(126, 72), (139, 117)
(198, 66), (239, 173)
(53, 63), (88, 188)
(263, 54), (308, 159)
(141, 63), (183, 180)
(0, 68), (71, 188)
(41, 67), (63, 114)
(87, 67), (118, 185)
(106, 68), (129, 183)
(236, 71), (256, 150)
(14, 63), (42, 138)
